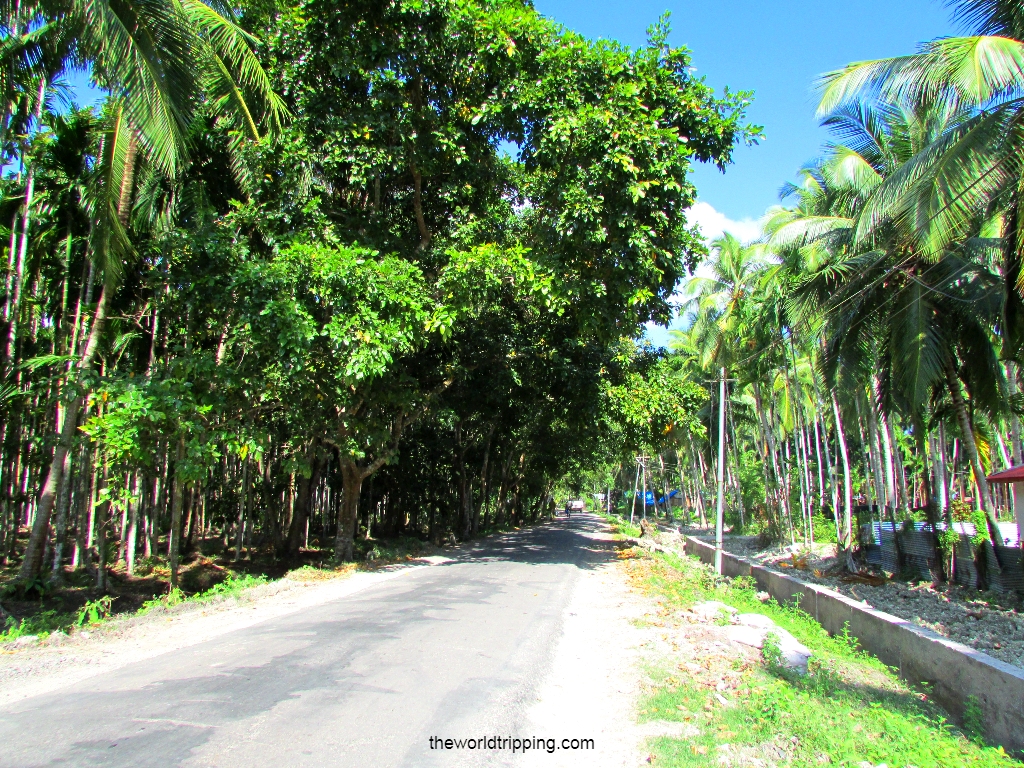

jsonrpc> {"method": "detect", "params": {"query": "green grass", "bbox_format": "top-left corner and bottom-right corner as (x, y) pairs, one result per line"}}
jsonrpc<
(604, 514), (1021, 767)
(603, 511), (642, 538)
(138, 572), (270, 614)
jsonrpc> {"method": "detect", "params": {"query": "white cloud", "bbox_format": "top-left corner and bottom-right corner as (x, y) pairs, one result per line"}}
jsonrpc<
(643, 202), (764, 347)
(687, 200), (763, 248)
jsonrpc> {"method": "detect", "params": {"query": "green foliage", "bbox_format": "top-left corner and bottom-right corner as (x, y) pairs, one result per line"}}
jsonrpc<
(77, 596), (114, 626)
(811, 514), (837, 543)
(0, 610), (73, 644)
(971, 509), (991, 547)
(964, 695), (987, 743)
(938, 526), (962, 557)
(2, 0), (763, 572)
(141, 573), (269, 613)
(602, 342), (709, 458)
(761, 629), (784, 670)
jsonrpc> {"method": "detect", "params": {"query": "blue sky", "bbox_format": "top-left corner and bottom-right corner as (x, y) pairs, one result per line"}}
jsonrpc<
(530, 0), (959, 343)
(534, 0), (957, 223)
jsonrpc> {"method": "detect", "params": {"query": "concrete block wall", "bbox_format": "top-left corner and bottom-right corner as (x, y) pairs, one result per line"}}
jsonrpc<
(681, 536), (1024, 755)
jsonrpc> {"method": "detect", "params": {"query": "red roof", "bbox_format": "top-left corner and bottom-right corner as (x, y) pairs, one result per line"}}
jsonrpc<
(987, 465), (1024, 483)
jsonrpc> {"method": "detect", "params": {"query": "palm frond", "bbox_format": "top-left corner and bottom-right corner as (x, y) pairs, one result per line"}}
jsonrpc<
(818, 36), (1024, 115)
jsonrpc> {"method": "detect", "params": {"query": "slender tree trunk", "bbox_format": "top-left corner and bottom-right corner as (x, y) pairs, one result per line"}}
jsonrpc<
(169, 437), (185, 591)
(18, 281), (108, 582)
(832, 394), (854, 569)
(475, 426), (494, 536)
(126, 473), (139, 575)
(235, 455), (249, 562)
(945, 357), (1001, 546)
(287, 441), (320, 557)
(49, 443), (74, 582)
(1008, 362), (1023, 464)
(752, 381), (785, 534)
(2, 77), (46, 370)
(94, 465), (109, 592)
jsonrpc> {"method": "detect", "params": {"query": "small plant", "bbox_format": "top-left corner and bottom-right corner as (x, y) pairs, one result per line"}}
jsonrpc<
(732, 575), (756, 591)
(199, 573), (266, 599)
(937, 527), (961, 576)
(77, 596), (114, 626)
(970, 510), (991, 547)
(762, 630), (783, 670)
(18, 576), (49, 600)
(0, 609), (73, 643)
(963, 695), (986, 742)
(839, 622), (861, 656)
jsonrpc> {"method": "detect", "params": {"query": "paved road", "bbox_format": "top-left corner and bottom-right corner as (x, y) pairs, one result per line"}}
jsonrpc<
(0, 514), (619, 767)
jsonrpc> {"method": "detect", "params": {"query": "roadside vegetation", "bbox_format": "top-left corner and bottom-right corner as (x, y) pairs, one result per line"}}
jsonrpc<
(3, 0), (1024, 759)
(603, 515), (1020, 767)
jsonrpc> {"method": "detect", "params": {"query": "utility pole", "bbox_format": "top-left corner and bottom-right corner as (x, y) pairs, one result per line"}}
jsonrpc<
(630, 461), (640, 524)
(716, 367), (727, 574)
(641, 455), (648, 520)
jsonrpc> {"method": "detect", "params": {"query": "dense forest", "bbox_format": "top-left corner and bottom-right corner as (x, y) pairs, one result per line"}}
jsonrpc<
(0, 0), (756, 592)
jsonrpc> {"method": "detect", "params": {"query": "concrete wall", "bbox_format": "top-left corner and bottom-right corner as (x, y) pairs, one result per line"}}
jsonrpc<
(682, 536), (1024, 755)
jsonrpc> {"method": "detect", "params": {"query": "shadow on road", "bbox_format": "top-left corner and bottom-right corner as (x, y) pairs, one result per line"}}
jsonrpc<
(440, 512), (622, 571)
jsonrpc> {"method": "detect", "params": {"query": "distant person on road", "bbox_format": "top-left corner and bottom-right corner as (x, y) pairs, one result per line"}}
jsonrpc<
(564, 502), (571, 519)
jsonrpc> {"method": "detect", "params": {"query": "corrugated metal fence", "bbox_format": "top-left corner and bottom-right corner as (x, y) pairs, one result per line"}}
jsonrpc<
(860, 521), (1024, 593)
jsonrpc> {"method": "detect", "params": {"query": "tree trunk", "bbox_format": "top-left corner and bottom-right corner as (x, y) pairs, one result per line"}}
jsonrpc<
(945, 357), (1001, 545)
(49, 444), (74, 583)
(832, 394), (855, 570)
(126, 473), (139, 575)
(474, 426), (494, 536)
(234, 455), (249, 562)
(94, 466), (109, 592)
(169, 438), (185, 591)
(18, 283), (108, 583)
(752, 380), (785, 533)
(2, 77), (45, 370)
(455, 421), (472, 539)
(334, 460), (365, 563)
(287, 441), (320, 557)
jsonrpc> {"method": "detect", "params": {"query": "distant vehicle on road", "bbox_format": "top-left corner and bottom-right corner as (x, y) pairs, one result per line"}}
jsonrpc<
(568, 500), (586, 514)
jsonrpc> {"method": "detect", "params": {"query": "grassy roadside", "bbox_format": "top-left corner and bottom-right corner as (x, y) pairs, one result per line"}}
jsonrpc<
(601, 513), (1021, 768)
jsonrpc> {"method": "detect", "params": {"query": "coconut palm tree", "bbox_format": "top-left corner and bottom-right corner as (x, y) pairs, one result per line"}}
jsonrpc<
(816, 0), (1024, 354)
(769, 101), (1007, 550)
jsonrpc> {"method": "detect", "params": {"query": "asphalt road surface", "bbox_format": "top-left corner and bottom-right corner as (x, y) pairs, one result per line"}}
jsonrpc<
(0, 513), (620, 767)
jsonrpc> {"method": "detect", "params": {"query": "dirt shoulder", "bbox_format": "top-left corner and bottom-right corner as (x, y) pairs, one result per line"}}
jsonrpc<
(522, 520), (689, 768)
